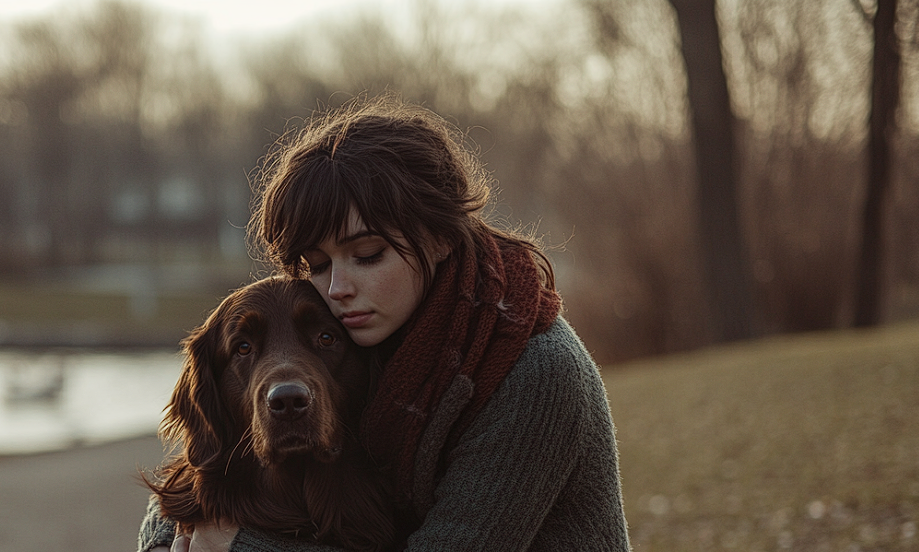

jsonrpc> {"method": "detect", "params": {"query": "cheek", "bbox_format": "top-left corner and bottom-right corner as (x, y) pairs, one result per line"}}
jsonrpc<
(317, 286), (335, 311)
(382, 262), (426, 317)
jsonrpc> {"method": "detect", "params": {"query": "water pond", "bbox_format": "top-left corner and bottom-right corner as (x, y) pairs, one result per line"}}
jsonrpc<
(0, 350), (181, 455)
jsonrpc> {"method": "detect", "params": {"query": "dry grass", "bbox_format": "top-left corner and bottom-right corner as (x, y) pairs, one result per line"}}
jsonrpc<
(602, 321), (919, 551)
(0, 281), (222, 347)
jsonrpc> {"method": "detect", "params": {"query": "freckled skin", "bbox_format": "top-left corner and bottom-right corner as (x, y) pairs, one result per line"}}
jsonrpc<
(303, 209), (438, 347)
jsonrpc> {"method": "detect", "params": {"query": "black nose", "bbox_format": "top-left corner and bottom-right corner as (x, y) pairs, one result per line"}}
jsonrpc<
(267, 383), (312, 420)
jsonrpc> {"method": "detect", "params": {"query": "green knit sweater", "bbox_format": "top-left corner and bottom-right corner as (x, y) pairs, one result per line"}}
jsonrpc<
(138, 317), (631, 551)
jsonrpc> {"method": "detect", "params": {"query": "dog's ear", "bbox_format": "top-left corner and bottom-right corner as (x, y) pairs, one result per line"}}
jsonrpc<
(161, 320), (230, 468)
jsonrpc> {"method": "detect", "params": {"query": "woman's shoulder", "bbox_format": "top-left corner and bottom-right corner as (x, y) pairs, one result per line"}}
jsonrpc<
(515, 316), (598, 374)
(464, 316), (610, 448)
(491, 316), (605, 408)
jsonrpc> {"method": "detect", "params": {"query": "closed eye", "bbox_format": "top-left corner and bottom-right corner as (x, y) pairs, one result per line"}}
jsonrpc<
(308, 261), (330, 276)
(356, 249), (385, 266)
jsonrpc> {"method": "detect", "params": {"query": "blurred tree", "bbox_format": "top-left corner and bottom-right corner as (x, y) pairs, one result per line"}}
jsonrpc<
(727, 0), (867, 333)
(855, 0), (903, 326)
(1, 0), (917, 356)
(668, 0), (755, 341)
(238, 34), (334, 137)
(2, 1), (161, 266)
(76, 0), (160, 256)
(569, 0), (715, 359)
(150, 18), (245, 258)
(5, 18), (86, 266)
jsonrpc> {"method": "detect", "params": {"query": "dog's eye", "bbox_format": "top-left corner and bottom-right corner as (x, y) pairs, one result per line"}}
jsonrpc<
(317, 333), (337, 347)
(236, 341), (253, 356)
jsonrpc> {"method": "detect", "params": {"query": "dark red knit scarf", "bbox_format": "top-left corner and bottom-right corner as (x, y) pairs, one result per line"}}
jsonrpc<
(359, 234), (561, 505)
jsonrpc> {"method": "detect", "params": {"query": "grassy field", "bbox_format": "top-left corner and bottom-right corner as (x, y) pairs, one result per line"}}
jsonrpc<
(603, 321), (919, 551)
(0, 280), (227, 348)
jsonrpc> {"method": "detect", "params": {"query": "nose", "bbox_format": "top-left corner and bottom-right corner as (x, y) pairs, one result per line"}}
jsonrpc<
(267, 383), (312, 420)
(327, 265), (355, 302)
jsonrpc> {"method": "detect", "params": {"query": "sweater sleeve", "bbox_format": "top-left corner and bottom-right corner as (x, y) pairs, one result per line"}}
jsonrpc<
(136, 496), (343, 552)
(137, 496), (176, 552)
(229, 529), (343, 552)
(404, 320), (593, 551)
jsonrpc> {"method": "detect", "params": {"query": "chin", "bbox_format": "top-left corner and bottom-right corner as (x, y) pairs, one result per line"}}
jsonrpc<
(350, 330), (386, 348)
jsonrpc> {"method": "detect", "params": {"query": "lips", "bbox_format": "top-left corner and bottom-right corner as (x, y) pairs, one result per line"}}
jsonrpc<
(340, 311), (373, 329)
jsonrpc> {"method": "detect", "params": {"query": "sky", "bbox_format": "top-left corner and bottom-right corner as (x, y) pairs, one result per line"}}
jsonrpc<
(0, 0), (385, 35)
(0, 0), (547, 36)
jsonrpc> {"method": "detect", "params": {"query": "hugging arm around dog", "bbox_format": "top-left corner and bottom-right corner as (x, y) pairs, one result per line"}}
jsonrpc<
(138, 93), (631, 552)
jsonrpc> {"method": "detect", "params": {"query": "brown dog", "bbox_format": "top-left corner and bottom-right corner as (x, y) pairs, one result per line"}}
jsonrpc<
(144, 276), (394, 551)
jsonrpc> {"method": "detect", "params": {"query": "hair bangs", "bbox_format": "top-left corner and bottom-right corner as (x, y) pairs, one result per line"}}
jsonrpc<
(350, 177), (402, 238)
(261, 151), (356, 277)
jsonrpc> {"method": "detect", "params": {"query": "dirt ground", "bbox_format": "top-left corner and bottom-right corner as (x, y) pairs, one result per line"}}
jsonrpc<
(0, 435), (167, 552)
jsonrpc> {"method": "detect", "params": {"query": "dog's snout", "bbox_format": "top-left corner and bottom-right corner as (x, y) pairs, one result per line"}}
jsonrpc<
(267, 383), (312, 420)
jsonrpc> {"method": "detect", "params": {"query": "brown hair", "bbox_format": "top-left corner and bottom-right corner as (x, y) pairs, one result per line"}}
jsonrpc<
(250, 92), (554, 292)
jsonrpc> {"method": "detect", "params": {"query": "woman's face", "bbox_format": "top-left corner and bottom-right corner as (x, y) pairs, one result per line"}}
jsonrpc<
(302, 209), (432, 347)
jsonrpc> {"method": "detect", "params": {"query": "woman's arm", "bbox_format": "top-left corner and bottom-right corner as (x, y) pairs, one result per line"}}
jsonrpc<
(406, 320), (630, 551)
(138, 499), (340, 552)
(406, 348), (581, 548)
(138, 496), (177, 552)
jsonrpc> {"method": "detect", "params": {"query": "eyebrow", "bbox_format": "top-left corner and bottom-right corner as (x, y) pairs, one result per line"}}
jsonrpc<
(337, 230), (382, 246)
(303, 230), (385, 256)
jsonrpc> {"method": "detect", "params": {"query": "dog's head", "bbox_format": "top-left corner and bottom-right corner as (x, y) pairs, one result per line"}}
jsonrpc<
(163, 276), (369, 469)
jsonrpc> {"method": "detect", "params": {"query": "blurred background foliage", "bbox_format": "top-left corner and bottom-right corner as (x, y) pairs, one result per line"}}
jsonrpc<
(0, 0), (918, 364)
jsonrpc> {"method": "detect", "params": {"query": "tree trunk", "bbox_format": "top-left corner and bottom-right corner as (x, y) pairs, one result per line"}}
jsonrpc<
(854, 0), (901, 327)
(669, 0), (754, 341)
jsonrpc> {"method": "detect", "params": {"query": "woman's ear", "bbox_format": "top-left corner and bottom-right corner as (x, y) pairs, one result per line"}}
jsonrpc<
(432, 237), (452, 262)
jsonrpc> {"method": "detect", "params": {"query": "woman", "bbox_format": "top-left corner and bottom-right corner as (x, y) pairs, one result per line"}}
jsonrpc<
(140, 93), (631, 552)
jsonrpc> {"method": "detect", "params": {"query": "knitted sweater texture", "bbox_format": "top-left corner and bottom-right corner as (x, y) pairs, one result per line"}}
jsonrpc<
(138, 317), (631, 552)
